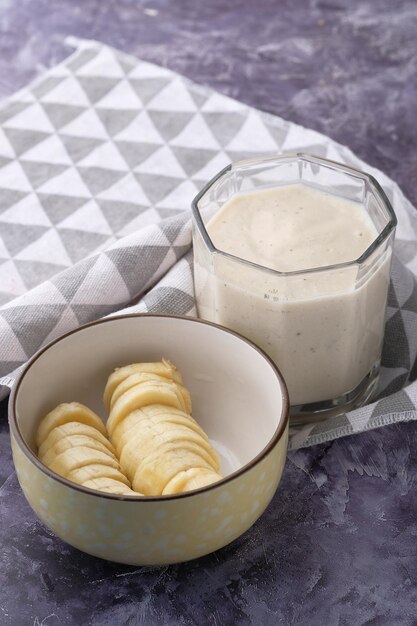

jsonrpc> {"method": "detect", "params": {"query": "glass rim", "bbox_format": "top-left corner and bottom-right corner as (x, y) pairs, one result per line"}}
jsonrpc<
(191, 152), (397, 277)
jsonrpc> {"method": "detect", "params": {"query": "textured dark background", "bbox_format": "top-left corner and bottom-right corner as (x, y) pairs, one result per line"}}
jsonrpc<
(1, 1), (417, 624)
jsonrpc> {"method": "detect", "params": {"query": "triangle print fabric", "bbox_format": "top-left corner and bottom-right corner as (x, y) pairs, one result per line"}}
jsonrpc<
(0, 38), (417, 449)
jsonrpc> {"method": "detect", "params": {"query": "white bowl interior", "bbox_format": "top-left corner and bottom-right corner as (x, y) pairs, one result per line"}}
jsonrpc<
(14, 316), (286, 477)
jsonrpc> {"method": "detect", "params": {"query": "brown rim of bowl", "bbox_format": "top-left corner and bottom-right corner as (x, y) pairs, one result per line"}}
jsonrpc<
(9, 313), (289, 502)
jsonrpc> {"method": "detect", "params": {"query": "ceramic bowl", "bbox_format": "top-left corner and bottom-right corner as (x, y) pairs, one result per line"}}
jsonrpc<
(9, 314), (289, 565)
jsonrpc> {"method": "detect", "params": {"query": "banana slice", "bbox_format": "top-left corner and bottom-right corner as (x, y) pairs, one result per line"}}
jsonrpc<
(132, 447), (216, 495)
(119, 425), (220, 476)
(111, 409), (202, 443)
(121, 435), (219, 484)
(49, 446), (120, 479)
(82, 477), (140, 496)
(103, 359), (223, 496)
(36, 402), (106, 447)
(36, 360), (222, 497)
(36, 402), (134, 495)
(108, 372), (164, 409)
(38, 422), (114, 459)
(107, 381), (190, 436)
(40, 434), (117, 467)
(162, 468), (223, 495)
(113, 411), (210, 457)
(111, 405), (204, 449)
(68, 464), (131, 486)
(109, 372), (191, 413)
(103, 358), (183, 410)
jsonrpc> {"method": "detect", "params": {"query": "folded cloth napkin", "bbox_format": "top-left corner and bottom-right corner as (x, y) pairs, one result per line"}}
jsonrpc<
(0, 39), (416, 449)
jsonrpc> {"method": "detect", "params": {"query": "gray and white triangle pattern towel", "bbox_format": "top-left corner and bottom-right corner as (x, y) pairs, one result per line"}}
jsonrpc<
(0, 38), (416, 449)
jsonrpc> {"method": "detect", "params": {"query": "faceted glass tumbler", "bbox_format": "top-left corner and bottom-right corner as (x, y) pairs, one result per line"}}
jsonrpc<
(191, 153), (397, 422)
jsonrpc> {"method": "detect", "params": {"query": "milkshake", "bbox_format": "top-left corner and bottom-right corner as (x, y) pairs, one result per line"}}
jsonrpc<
(192, 155), (396, 416)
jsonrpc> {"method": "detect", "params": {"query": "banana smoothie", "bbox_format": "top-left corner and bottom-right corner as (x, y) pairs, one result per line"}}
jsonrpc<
(194, 184), (392, 407)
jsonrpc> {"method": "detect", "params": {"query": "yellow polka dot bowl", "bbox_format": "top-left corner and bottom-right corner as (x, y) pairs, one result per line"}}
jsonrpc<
(9, 314), (289, 565)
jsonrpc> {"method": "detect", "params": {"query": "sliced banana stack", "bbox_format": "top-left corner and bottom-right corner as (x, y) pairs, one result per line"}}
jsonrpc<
(104, 359), (223, 495)
(36, 402), (138, 496)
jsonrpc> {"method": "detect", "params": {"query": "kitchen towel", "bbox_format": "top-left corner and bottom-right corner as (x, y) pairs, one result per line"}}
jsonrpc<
(0, 39), (416, 450)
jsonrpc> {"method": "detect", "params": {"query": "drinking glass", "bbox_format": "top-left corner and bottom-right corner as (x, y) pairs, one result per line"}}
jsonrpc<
(191, 153), (397, 422)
